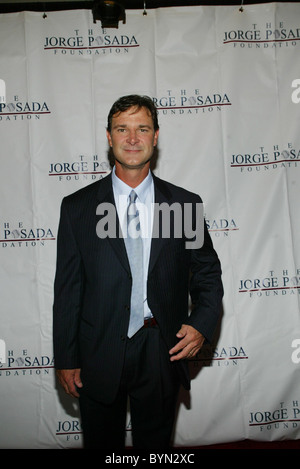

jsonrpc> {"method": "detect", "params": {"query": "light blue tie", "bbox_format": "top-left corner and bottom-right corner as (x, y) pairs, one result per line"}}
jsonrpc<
(125, 190), (144, 338)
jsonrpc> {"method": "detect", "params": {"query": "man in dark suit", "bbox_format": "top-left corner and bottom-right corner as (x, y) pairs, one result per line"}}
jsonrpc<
(53, 95), (223, 449)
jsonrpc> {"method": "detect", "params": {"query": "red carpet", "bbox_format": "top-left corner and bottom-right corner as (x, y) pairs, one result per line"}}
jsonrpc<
(194, 439), (300, 449)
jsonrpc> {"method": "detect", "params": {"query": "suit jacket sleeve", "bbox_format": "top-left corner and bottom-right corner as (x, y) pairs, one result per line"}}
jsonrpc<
(186, 208), (223, 343)
(53, 198), (84, 369)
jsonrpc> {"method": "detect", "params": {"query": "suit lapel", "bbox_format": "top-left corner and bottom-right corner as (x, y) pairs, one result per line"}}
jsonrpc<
(148, 175), (173, 275)
(96, 174), (130, 274)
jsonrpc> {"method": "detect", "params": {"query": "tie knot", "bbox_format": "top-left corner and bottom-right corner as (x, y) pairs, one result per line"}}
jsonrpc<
(129, 190), (138, 204)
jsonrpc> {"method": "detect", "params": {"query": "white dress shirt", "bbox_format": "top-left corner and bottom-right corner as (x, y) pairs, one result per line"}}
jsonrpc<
(112, 166), (154, 319)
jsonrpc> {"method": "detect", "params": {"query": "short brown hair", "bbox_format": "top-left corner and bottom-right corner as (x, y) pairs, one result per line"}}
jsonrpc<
(107, 95), (159, 133)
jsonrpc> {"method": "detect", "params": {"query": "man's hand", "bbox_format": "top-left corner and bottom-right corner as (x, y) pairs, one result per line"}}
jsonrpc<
(56, 368), (83, 398)
(169, 324), (205, 361)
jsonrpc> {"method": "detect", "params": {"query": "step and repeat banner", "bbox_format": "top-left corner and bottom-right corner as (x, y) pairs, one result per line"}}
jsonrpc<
(1, 2), (300, 449)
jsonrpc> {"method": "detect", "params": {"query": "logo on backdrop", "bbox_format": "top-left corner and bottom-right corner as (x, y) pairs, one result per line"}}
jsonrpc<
(249, 401), (300, 434)
(56, 419), (82, 444)
(55, 417), (132, 444)
(191, 344), (248, 369)
(154, 89), (231, 116)
(239, 268), (300, 298)
(223, 20), (300, 49)
(0, 95), (51, 122)
(48, 154), (110, 182)
(44, 27), (139, 56)
(0, 345), (54, 377)
(1, 222), (55, 248)
(206, 217), (239, 239)
(230, 142), (300, 173)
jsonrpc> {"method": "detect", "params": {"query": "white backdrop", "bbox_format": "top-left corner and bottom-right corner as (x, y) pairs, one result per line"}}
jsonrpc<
(1, 2), (300, 449)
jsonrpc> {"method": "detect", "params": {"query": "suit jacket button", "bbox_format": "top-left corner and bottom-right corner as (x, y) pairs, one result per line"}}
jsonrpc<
(121, 335), (126, 341)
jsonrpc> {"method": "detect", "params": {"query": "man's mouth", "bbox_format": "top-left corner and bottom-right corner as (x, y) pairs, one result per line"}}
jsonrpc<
(123, 148), (142, 152)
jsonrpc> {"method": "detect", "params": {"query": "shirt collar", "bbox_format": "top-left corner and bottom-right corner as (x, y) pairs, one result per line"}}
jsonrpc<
(112, 166), (153, 203)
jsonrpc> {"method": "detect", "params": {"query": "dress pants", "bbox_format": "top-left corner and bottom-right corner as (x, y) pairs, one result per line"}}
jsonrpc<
(79, 324), (180, 449)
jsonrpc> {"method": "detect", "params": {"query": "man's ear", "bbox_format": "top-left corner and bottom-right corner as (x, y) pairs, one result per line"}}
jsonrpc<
(106, 129), (112, 147)
(154, 129), (159, 147)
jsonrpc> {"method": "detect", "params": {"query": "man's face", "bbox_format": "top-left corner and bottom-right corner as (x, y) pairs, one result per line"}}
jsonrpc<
(106, 106), (159, 170)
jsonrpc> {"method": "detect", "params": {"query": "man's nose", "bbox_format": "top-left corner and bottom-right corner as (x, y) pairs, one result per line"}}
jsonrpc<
(127, 131), (139, 144)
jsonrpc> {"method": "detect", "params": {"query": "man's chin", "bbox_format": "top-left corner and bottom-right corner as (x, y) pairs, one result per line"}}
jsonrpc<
(115, 157), (151, 170)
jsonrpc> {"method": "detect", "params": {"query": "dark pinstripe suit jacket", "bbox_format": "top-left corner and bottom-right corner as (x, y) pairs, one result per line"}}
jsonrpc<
(53, 173), (223, 404)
